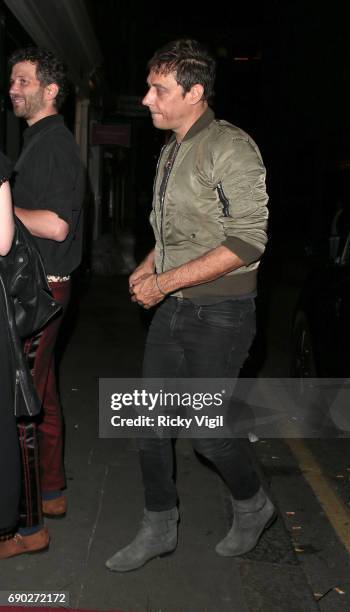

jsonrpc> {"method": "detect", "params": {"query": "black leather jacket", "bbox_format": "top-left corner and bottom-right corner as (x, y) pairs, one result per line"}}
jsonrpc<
(0, 218), (62, 417)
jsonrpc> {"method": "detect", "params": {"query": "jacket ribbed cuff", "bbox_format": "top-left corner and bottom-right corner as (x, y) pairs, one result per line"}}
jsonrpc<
(222, 236), (263, 265)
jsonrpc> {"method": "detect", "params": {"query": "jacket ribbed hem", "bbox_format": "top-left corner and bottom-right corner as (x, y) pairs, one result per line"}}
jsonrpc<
(173, 268), (258, 299)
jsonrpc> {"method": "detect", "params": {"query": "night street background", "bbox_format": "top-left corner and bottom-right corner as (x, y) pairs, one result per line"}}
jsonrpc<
(1, 1), (350, 611)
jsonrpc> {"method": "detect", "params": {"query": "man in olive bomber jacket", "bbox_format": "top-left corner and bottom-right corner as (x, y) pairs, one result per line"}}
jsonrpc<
(106, 38), (275, 573)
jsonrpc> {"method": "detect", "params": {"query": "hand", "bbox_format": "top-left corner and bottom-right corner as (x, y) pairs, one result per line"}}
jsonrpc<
(129, 260), (154, 292)
(130, 273), (166, 309)
(129, 272), (151, 298)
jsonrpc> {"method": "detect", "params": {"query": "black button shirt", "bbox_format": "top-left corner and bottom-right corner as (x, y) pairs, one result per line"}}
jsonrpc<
(12, 114), (85, 276)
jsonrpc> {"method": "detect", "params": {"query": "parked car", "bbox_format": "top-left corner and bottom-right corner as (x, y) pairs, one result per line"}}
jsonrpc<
(291, 161), (350, 378)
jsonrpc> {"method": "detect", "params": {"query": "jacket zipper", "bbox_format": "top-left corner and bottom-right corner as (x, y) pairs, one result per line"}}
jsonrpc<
(217, 181), (231, 217)
(16, 369), (34, 416)
(9, 254), (27, 293)
(154, 145), (166, 190)
(159, 142), (180, 272)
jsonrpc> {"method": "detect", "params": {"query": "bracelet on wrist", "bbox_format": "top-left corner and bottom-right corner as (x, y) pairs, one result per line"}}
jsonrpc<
(155, 274), (167, 296)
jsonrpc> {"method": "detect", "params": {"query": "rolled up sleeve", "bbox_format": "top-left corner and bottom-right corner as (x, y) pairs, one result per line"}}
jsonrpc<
(35, 147), (79, 227)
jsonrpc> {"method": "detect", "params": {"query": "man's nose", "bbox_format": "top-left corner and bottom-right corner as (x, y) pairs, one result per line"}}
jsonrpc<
(142, 90), (153, 107)
(9, 81), (18, 94)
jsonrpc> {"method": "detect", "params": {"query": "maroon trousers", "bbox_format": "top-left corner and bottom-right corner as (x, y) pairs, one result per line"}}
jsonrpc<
(18, 280), (71, 527)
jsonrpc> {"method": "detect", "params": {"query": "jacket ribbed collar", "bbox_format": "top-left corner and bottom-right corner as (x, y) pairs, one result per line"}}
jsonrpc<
(168, 107), (215, 145)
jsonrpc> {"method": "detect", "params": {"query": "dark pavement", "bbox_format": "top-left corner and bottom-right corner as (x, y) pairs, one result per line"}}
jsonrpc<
(1, 269), (350, 612)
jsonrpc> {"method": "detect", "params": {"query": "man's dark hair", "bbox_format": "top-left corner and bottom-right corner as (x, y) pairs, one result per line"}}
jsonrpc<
(147, 39), (216, 102)
(9, 47), (69, 109)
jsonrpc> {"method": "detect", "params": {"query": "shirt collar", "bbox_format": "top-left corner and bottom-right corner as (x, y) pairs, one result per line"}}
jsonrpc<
(23, 114), (63, 143)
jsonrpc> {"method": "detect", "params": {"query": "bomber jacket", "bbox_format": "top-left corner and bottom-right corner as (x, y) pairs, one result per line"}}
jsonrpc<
(150, 108), (269, 298)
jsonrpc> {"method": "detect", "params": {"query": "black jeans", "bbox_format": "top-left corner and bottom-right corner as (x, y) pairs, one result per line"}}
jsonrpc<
(139, 296), (261, 511)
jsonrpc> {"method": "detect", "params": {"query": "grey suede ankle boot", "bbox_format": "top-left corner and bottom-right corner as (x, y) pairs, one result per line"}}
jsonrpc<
(215, 487), (276, 557)
(105, 507), (179, 572)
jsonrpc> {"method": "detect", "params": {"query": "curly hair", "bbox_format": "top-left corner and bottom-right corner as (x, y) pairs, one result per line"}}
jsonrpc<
(9, 47), (69, 109)
(147, 39), (216, 102)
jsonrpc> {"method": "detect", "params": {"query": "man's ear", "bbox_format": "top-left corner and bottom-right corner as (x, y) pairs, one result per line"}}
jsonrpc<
(44, 83), (59, 102)
(188, 83), (204, 105)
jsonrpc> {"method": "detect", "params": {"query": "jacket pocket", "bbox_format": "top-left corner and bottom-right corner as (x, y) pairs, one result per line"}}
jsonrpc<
(165, 211), (222, 247)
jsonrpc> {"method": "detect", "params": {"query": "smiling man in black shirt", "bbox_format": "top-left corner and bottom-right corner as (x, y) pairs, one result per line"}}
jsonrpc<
(12, 114), (84, 276)
(0, 47), (85, 559)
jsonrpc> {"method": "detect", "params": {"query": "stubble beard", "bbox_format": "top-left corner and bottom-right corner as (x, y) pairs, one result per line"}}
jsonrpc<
(12, 89), (45, 121)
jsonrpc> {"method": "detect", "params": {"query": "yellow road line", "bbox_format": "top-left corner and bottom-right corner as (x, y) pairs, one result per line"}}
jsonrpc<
(286, 438), (350, 555)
